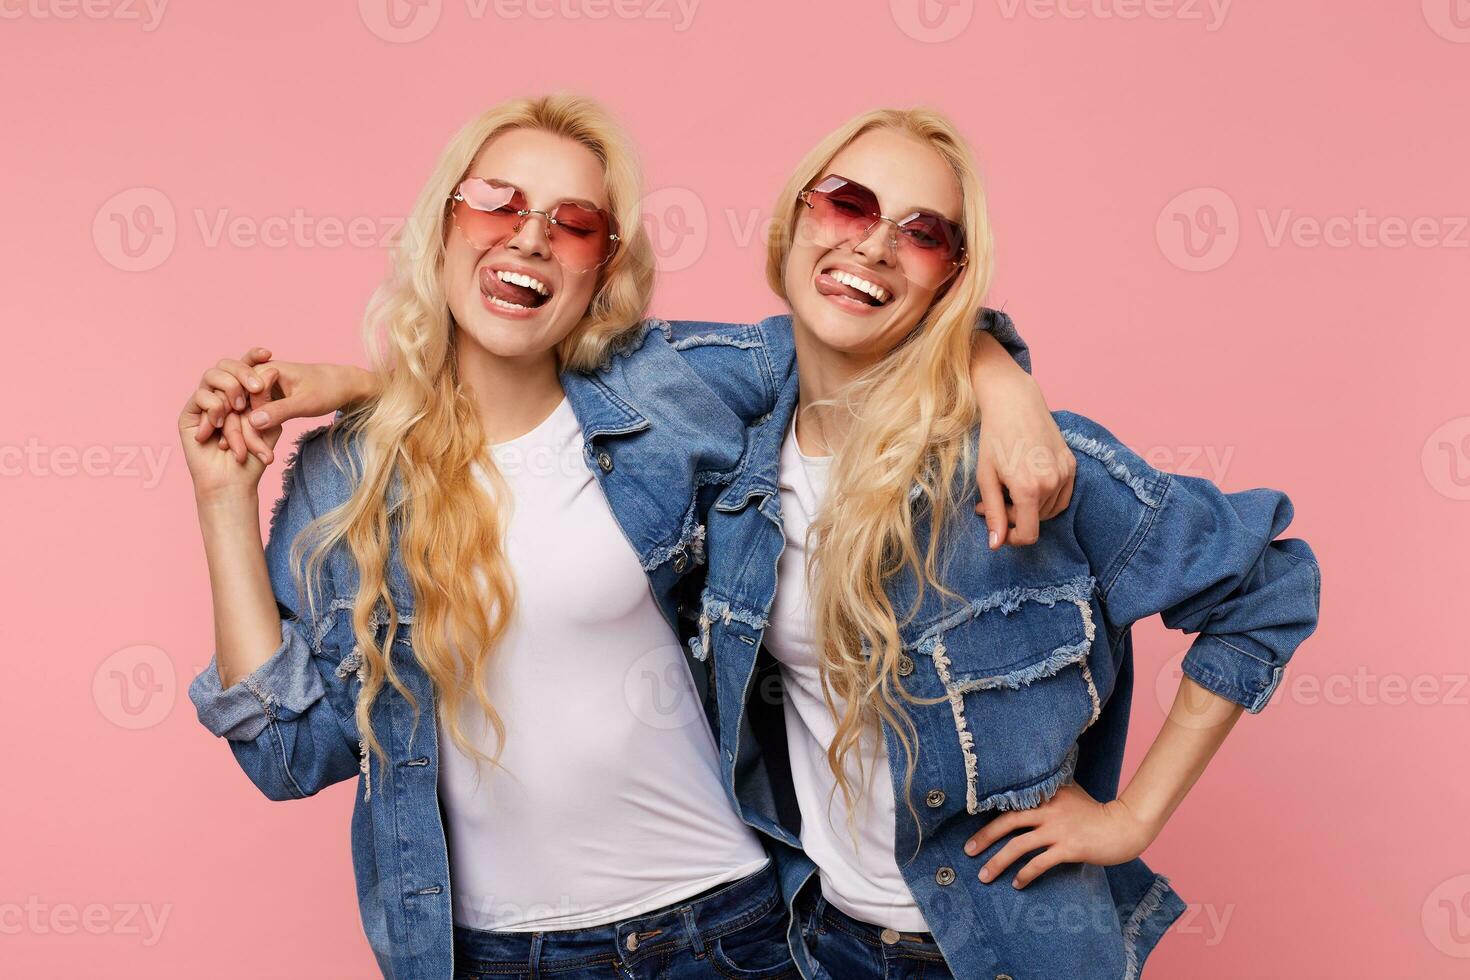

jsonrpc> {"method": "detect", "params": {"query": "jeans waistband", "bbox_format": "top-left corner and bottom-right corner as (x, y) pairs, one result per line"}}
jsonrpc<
(801, 893), (945, 960)
(452, 862), (781, 975)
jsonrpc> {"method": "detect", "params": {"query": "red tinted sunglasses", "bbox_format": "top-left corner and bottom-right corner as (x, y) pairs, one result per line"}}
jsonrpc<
(449, 178), (620, 273)
(797, 174), (967, 286)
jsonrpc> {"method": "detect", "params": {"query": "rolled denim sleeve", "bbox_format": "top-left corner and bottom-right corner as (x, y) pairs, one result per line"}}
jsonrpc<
(187, 620), (324, 741)
(1061, 412), (1321, 712)
(187, 427), (362, 799)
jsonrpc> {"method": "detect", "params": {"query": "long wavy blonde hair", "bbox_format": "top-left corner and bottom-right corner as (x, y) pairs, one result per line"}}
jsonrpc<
(295, 94), (654, 776)
(765, 108), (996, 826)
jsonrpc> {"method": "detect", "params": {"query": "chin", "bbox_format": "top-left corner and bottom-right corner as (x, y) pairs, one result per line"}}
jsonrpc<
(453, 310), (561, 360)
(792, 295), (897, 356)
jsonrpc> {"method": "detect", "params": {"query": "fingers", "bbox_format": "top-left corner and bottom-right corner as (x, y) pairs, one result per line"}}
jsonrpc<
(202, 368), (251, 414)
(192, 387), (227, 441)
(243, 367), (282, 463)
(976, 830), (1050, 885)
(214, 357), (269, 400)
(1048, 458), (1077, 517)
(241, 346), (273, 367)
(1036, 455), (1077, 520)
(1012, 846), (1071, 889)
(221, 411), (252, 465)
(245, 393), (303, 432)
(965, 809), (1039, 858)
(974, 462), (1009, 549)
(1008, 482), (1041, 545)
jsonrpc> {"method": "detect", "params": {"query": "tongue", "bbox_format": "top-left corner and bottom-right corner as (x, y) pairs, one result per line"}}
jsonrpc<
(483, 272), (541, 307)
(816, 274), (876, 306)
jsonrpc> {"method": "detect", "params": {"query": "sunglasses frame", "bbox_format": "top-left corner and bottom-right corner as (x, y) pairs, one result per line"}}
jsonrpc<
(797, 173), (968, 284)
(449, 177), (621, 272)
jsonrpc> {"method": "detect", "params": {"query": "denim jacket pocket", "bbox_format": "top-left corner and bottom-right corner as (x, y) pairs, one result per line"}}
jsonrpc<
(909, 575), (1103, 814)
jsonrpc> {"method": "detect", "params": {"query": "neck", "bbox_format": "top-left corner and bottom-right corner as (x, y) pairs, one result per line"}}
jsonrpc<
(453, 331), (565, 443)
(791, 317), (883, 457)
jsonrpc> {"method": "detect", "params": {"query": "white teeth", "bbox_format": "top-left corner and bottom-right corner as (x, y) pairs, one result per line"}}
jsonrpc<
(487, 294), (532, 311)
(497, 269), (549, 296)
(829, 269), (888, 304)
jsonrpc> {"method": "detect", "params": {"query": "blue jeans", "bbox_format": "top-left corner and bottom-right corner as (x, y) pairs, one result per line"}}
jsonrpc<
(798, 893), (953, 980)
(451, 863), (797, 979)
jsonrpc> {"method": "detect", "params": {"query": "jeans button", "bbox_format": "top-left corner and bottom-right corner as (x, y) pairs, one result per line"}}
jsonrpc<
(597, 450), (614, 473)
(625, 933), (639, 952)
(935, 866), (956, 886)
(879, 928), (901, 945)
(897, 655), (914, 677)
(925, 789), (945, 808)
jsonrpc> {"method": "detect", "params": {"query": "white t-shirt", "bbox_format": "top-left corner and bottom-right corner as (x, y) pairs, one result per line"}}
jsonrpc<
(762, 414), (930, 933)
(436, 396), (768, 932)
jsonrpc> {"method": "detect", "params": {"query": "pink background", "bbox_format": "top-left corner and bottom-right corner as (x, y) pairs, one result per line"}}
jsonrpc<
(3, 0), (1468, 976)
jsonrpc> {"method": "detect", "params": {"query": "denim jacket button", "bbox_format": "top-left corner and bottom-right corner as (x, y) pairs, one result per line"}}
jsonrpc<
(897, 655), (914, 677)
(935, 866), (956, 886)
(924, 789), (945, 808)
(997, 975), (1015, 980)
(596, 450), (614, 473)
(672, 551), (688, 573)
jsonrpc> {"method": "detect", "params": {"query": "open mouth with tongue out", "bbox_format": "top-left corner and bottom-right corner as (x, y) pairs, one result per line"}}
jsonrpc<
(814, 264), (894, 313)
(479, 265), (554, 316)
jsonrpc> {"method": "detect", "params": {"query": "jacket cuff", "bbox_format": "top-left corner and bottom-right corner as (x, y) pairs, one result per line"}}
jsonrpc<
(187, 621), (326, 741)
(1180, 634), (1284, 714)
(978, 308), (1032, 375)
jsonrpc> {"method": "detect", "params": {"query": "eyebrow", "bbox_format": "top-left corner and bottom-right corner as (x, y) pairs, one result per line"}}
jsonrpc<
(477, 177), (605, 212)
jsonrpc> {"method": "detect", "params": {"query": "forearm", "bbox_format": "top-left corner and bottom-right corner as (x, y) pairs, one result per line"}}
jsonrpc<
(1120, 676), (1245, 831)
(969, 330), (1028, 390)
(194, 489), (284, 689)
(344, 364), (379, 406)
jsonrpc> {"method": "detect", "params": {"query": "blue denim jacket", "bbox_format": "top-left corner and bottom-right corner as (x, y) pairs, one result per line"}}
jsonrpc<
(184, 311), (1027, 978)
(688, 316), (1321, 980)
(184, 317), (795, 979)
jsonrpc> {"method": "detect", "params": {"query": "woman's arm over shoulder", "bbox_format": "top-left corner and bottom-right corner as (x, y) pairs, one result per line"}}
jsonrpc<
(1056, 410), (1321, 713)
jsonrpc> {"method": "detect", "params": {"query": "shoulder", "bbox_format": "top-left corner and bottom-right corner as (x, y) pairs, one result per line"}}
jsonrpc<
(595, 316), (791, 427)
(1052, 410), (1169, 510)
(608, 314), (786, 355)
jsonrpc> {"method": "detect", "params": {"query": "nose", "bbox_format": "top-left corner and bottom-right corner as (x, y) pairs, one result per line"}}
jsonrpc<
(507, 210), (553, 260)
(851, 218), (898, 267)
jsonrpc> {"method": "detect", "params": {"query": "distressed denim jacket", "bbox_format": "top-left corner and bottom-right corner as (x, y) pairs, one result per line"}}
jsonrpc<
(688, 316), (1321, 980)
(185, 312), (1027, 978)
